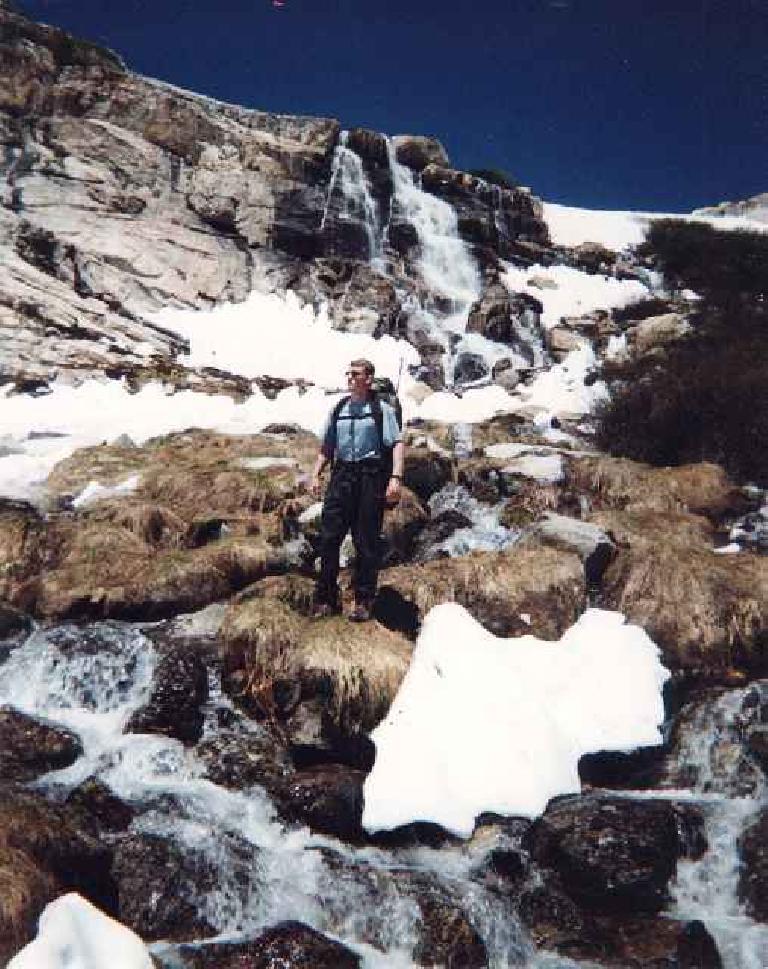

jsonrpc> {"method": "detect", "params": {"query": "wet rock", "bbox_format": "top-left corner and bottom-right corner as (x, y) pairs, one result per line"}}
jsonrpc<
(528, 795), (685, 915)
(196, 724), (294, 794)
(376, 543), (585, 640)
(273, 764), (365, 841)
(402, 448), (454, 503)
(125, 642), (208, 744)
(577, 745), (667, 790)
(453, 350), (490, 385)
(411, 508), (474, 562)
(65, 777), (136, 833)
(738, 806), (768, 921)
(0, 786), (117, 961)
(412, 886), (488, 968)
(518, 877), (595, 955)
(746, 725), (768, 773)
(387, 218), (420, 255)
(466, 283), (543, 355)
(0, 498), (43, 609)
(0, 705), (83, 781)
(0, 602), (32, 639)
(112, 832), (246, 942)
(176, 921), (361, 968)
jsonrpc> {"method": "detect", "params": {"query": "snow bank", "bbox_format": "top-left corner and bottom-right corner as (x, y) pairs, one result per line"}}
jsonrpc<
(8, 893), (153, 969)
(503, 262), (649, 329)
(516, 344), (607, 419)
(363, 603), (669, 838)
(150, 289), (420, 387)
(544, 202), (768, 252)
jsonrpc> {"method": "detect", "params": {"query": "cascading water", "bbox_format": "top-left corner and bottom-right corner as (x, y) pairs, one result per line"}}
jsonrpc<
(665, 687), (768, 969)
(385, 139), (481, 314)
(0, 621), (543, 968)
(321, 130), (384, 265)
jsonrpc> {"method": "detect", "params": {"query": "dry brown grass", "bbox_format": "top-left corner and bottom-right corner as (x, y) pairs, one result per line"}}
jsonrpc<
(569, 456), (747, 521)
(219, 596), (413, 733)
(593, 508), (768, 672)
(379, 543), (585, 640)
(0, 845), (55, 964)
(33, 527), (277, 621)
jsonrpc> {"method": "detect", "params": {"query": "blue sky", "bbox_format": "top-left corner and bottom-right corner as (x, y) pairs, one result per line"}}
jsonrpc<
(18, 0), (768, 211)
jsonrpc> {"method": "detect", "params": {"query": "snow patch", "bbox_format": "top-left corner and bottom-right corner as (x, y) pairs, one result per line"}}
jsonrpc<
(363, 603), (669, 838)
(72, 474), (140, 508)
(8, 893), (153, 969)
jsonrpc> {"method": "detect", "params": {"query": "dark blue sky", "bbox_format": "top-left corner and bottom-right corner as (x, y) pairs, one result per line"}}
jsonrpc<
(19, 0), (768, 211)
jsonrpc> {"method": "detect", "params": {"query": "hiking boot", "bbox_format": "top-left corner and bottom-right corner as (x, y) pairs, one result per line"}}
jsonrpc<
(311, 599), (341, 619)
(349, 599), (373, 623)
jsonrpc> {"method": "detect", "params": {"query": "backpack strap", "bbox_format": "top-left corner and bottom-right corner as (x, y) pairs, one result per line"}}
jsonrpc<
(368, 393), (385, 453)
(324, 395), (350, 458)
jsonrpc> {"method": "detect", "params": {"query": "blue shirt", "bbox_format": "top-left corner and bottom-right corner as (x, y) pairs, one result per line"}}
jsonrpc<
(321, 397), (402, 462)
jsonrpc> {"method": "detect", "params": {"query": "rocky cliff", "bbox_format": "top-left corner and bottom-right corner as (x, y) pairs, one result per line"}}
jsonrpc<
(0, 5), (549, 388)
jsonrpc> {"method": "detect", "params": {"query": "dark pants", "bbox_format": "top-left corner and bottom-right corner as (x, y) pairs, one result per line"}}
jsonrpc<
(315, 461), (387, 605)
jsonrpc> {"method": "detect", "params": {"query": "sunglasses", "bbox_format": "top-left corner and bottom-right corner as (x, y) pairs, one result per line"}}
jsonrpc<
(345, 370), (369, 378)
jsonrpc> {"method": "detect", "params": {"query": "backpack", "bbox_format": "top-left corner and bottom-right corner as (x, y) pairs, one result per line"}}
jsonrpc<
(329, 380), (402, 477)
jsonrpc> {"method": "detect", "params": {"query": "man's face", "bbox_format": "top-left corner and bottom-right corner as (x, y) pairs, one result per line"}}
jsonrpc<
(346, 366), (372, 393)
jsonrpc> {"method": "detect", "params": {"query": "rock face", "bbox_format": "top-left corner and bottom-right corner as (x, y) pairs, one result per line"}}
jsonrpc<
(0, 5), (551, 387)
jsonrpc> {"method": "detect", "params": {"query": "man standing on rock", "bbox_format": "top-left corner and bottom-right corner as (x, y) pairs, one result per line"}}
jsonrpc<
(310, 358), (404, 622)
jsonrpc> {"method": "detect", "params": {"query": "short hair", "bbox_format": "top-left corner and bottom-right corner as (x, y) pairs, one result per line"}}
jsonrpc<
(349, 358), (375, 376)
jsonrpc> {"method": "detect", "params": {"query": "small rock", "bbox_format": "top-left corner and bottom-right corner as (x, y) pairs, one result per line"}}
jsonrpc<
(0, 705), (83, 782)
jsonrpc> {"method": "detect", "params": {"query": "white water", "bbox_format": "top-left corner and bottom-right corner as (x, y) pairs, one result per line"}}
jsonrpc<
(0, 623), (539, 968)
(321, 130), (383, 263)
(667, 687), (768, 969)
(386, 139), (481, 311)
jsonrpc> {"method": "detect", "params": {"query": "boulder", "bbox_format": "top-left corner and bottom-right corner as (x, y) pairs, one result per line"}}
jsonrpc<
(466, 283), (543, 355)
(453, 350), (490, 385)
(627, 312), (690, 356)
(0, 705), (83, 782)
(392, 134), (450, 171)
(273, 764), (365, 841)
(0, 787), (117, 962)
(528, 795), (697, 915)
(175, 921), (361, 968)
(125, 642), (209, 744)
(0, 499), (43, 608)
(219, 597), (412, 767)
(530, 512), (617, 584)
(738, 807), (768, 921)
(376, 543), (585, 639)
(571, 241), (617, 274)
(545, 324), (583, 358)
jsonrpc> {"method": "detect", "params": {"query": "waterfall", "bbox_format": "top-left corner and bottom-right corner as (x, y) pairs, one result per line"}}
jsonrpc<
(321, 131), (383, 264)
(385, 137), (481, 317)
(666, 687), (768, 969)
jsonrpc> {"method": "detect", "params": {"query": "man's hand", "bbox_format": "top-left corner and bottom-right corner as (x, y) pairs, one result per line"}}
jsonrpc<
(385, 476), (402, 508)
(310, 472), (323, 498)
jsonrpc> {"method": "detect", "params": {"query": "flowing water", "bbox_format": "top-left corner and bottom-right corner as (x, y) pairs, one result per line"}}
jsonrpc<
(665, 687), (768, 969)
(321, 130), (384, 264)
(2, 621), (767, 966)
